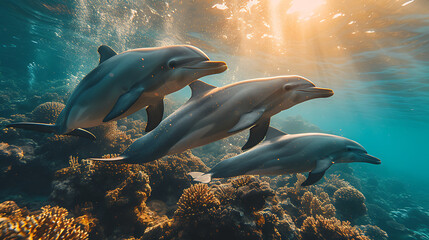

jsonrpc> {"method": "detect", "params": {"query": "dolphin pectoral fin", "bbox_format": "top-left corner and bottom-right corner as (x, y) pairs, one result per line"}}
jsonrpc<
(65, 128), (96, 140)
(228, 107), (266, 133)
(189, 172), (213, 183)
(301, 172), (326, 187)
(103, 88), (144, 122)
(145, 98), (164, 132)
(98, 45), (117, 64)
(301, 158), (333, 186)
(242, 118), (270, 151)
(6, 122), (58, 133)
(264, 127), (287, 141)
(189, 80), (217, 100)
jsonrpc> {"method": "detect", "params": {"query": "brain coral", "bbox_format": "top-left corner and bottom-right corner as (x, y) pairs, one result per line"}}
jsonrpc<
(31, 101), (65, 123)
(174, 183), (220, 223)
(333, 186), (367, 221)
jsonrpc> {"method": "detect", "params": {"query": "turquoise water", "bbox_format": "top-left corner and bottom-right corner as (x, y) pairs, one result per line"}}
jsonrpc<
(1, 0), (429, 239)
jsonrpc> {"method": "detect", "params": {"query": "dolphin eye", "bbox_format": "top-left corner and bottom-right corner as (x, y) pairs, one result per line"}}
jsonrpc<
(168, 57), (204, 69)
(168, 60), (177, 69)
(283, 84), (293, 91)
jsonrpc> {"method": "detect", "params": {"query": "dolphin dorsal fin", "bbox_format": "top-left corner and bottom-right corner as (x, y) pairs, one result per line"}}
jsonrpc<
(264, 127), (287, 141)
(189, 80), (217, 99)
(98, 45), (117, 64)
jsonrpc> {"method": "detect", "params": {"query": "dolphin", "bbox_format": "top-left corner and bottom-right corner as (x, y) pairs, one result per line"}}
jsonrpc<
(6, 45), (227, 139)
(91, 75), (334, 163)
(189, 127), (381, 186)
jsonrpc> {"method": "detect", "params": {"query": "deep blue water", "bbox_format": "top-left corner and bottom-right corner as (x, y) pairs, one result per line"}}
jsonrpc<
(1, 0), (428, 223)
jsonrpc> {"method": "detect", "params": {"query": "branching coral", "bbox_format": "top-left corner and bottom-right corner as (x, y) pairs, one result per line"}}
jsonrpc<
(142, 150), (209, 200)
(300, 192), (336, 220)
(174, 184), (220, 223)
(333, 187), (367, 221)
(0, 204), (88, 240)
(300, 215), (370, 240)
(320, 174), (352, 196)
(52, 158), (152, 237)
(276, 174), (337, 228)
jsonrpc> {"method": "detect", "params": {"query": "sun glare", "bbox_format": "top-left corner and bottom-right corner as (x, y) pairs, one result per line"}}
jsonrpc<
(286, 0), (326, 19)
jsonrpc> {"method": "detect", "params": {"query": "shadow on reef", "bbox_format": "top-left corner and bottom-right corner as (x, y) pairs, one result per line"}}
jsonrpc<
(0, 100), (428, 239)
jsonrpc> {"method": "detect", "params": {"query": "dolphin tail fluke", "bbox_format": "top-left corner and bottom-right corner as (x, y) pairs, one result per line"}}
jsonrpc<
(66, 128), (96, 140)
(89, 156), (127, 162)
(189, 172), (213, 183)
(6, 122), (58, 133)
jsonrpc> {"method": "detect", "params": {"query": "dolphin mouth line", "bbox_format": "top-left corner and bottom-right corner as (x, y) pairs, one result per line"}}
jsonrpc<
(359, 153), (382, 165)
(297, 87), (334, 97)
(182, 60), (227, 72)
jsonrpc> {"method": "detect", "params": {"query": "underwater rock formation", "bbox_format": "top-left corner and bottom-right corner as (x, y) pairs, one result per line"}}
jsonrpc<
(0, 201), (89, 239)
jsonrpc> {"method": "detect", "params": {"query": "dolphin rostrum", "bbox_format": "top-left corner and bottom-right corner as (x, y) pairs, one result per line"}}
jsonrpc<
(92, 75), (333, 163)
(7, 45), (227, 139)
(190, 127), (381, 186)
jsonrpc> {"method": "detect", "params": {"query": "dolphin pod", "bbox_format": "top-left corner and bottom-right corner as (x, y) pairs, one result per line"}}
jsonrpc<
(190, 127), (381, 186)
(7, 45), (227, 139)
(5, 43), (380, 186)
(91, 76), (334, 163)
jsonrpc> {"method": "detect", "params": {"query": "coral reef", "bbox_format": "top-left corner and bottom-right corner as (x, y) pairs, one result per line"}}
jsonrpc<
(31, 101), (65, 123)
(333, 186), (367, 221)
(359, 225), (389, 240)
(300, 215), (369, 240)
(191, 133), (246, 168)
(174, 183), (220, 222)
(0, 143), (25, 172)
(143, 177), (298, 240)
(51, 158), (153, 237)
(142, 150), (209, 202)
(0, 202), (89, 239)
(0, 107), (425, 240)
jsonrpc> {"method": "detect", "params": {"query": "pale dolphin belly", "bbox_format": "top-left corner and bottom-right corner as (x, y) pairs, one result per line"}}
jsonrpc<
(165, 100), (247, 155)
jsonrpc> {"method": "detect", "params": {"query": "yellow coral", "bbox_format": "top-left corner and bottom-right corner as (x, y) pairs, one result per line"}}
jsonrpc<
(174, 184), (220, 222)
(300, 215), (369, 240)
(0, 205), (88, 239)
(300, 192), (336, 219)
